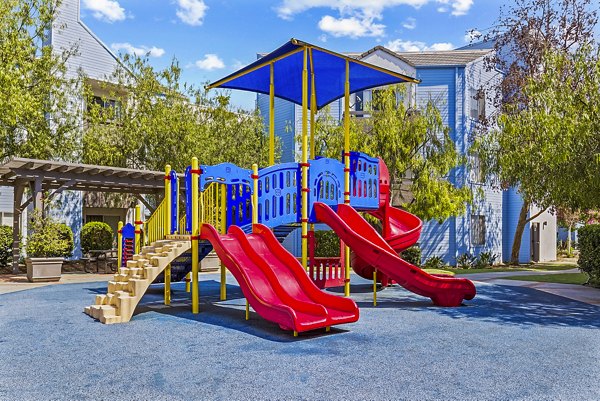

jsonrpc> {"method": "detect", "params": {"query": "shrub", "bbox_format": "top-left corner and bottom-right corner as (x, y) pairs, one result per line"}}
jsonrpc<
(473, 251), (498, 269)
(26, 212), (74, 258)
(314, 230), (340, 257)
(81, 222), (114, 254)
(0, 225), (12, 267)
(577, 224), (600, 286)
(456, 252), (475, 269)
(423, 256), (446, 270)
(401, 246), (421, 267)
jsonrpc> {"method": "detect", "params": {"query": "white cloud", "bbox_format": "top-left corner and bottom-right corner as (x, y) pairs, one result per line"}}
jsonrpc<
(464, 29), (482, 42)
(436, 0), (473, 16)
(111, 43), (165, 58)
(176, 0), (208, 26)
(318, 15), (385, 38)
(402, 17), (417, 30)
(195, 54), (225, 70)
(386, 38), (454, 52)
(82, 0), (126, 22)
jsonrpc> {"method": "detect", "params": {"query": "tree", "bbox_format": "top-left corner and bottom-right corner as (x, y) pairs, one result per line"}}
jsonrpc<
(475, 0), (598, 264)
(557, 208), (584, 255)
(83, 54), (273, 173)
(0, 0), (80, 161)
(313, 85), (472, 222)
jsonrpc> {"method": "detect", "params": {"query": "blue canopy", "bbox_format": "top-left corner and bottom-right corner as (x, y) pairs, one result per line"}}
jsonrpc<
(206, 39), (420, 110)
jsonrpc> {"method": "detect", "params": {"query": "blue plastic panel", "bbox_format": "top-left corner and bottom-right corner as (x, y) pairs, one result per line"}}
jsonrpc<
(349, 151), (379, 210)
(200, 163), (253, 231)
(308, 157), (344, 222)
(199, 163), (252, 189)
(257, 162), (301, 228)
(170, 170), (178, 234)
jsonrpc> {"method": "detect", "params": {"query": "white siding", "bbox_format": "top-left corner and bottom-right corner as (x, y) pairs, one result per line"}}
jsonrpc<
(51, 0), (121, 81)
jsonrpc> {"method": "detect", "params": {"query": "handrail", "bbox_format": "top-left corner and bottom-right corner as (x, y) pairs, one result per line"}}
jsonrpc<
(145, 197), (169, 245)
(178, 213), (189, 235)
(201, 182), (227, 234)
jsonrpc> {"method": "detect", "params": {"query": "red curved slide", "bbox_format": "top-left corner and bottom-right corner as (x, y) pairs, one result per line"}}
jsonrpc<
(314, 202), (476, 307)
(200, 223), (359, 333)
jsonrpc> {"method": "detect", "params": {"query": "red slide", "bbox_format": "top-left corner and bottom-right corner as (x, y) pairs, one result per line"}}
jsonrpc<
(314, 202), (476, 307)
(200, 223), (359, 333)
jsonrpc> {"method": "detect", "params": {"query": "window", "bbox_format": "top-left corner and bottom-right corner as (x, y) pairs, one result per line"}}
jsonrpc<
(88, 95), (122, 120)
(85, 215), (104, 223)
(471, 215), (486, 246)
(470, 88), (486, 121)
(0, 212), (13, 226)
(354, 91), (364, 112)
(470, 154), (484, 184)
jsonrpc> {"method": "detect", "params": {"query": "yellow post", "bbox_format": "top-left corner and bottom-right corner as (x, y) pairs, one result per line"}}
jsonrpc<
(191, 157), (200, 314)
(134, 205), (141, 255)
(165, 164), (172, 235)
(269, 63), (275, 166)
(309, 48), (316, 160)
(185, 273), (191, 293)
(252, 164), (259, 225)
(245, 300), (250, 320)
(373, 270), (377, 307)
(117, 221), (123, 269)
(164, 265), (171, 305)
(343, 59), (351, 297)
(164, 165), (172, 306)
(301, 47), (309, 270)
(219, 183), (227, 301)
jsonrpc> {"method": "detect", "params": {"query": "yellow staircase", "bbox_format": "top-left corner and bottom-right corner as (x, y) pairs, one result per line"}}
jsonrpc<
(84, 235), (191, 324)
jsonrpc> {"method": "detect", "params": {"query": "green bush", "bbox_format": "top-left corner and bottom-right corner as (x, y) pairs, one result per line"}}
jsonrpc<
(577, 224), (600, 286)
(473, 251), (498, 269)
(0, 225), (12, 266)
(423, 256), (446, 270)
(314, 230), (340, 257)
(456, 253), (475, 269)
(26, 212), (74, 258)
(80, 222), (114, 253)
(401, 246), (421, 266)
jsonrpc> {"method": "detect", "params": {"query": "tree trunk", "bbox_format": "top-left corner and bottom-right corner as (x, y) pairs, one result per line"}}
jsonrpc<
(510, 200), (530, 265)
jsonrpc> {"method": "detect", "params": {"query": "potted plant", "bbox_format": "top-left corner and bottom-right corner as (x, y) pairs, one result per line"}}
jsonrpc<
(25, 211), (74, 282)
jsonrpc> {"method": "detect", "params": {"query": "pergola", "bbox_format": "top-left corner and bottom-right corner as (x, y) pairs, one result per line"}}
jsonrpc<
(0, 158), (170, 273)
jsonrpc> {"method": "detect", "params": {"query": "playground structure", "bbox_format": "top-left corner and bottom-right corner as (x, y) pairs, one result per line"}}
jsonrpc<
(85, 39), (476, 334)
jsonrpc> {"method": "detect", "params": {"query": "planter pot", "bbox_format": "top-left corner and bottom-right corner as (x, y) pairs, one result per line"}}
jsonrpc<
(26, 257), (64, 283)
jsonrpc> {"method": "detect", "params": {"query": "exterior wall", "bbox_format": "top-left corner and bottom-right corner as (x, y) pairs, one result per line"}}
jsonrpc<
(502, 187), (531, 263)
(50, 0), (121, 81)
(530, 206), (557, 262)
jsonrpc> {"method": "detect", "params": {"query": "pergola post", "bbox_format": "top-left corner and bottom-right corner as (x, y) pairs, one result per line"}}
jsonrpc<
(12, 182), (26, 274)
(269, 62), (275, 166)
(300, 47), (309, 270)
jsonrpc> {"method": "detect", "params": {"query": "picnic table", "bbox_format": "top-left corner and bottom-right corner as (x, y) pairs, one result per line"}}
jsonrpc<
(83, 249), (118, 273)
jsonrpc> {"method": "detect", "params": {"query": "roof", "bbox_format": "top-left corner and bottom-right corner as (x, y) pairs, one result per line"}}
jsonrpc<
(358, 46), (415, 67)
(395, 49), (492, 66)
(0, 158), (171, 194)
(207, 38), (420, 110)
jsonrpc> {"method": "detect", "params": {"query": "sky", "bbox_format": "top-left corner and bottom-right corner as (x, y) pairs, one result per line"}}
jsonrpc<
(79, 0), (510, 110)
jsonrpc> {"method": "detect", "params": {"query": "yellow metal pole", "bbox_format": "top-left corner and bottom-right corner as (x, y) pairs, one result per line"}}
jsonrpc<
(269, 63), (275, 166)
(117, 221), (123, 269)
(301, 47), (309, 270)
(164, 165), (172, 306)
(343, 59), (351, 297)
(309, 49), (316, 160)
(245, 300), (250, 320)
(191, 157), (200, 314)
(134, 205), (141, 255)
(373, 270), (377, 307)
(219, 183), (227, 301)
(252, 164), (259, 225)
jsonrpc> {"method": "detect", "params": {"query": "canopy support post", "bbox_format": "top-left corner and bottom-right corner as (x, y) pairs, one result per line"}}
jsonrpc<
(343, 59), (351, 297)
(269, 62), (275, 166)
(301, 47), (309, 270)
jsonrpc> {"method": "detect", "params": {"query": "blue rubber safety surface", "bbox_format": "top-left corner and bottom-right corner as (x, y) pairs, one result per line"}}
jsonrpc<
(1, 274), (599, 401)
